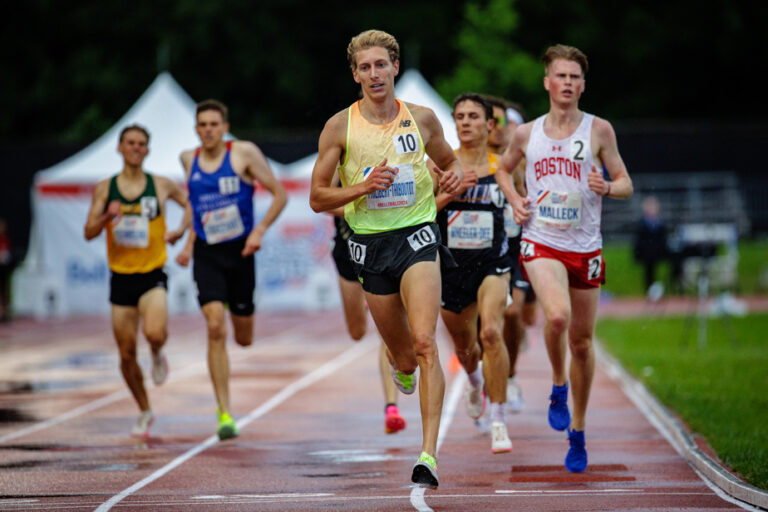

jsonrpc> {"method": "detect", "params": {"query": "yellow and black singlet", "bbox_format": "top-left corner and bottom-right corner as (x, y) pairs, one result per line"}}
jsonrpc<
(105, 173), (166, 274)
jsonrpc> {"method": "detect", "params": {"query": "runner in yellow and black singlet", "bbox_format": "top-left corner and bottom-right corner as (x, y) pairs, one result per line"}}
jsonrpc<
(85, 124), (188, 438)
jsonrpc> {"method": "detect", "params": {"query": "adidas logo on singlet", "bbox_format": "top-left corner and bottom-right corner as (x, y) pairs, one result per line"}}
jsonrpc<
(191, 172), (202, 181)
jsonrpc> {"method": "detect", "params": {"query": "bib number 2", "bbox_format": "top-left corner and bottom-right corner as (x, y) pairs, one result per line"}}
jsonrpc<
(587, 255), (602, 280)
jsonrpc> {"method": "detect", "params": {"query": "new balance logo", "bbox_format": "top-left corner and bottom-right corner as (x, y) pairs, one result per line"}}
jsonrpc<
(399, 120), (411, 127)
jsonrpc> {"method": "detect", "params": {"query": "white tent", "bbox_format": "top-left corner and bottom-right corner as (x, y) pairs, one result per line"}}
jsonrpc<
(13, 73), (330, 317)
(13, 69), (454, 317)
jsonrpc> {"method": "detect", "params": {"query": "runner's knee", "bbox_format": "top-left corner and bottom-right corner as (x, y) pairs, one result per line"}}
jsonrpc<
(206, 317), (227, 341)
(412, 332), (438, 362)
(234, 331), (253, 347)
(568, 335), (592, 360)
(143, 326), (167, 347)
(479, 323), (502, 350)
(547, 310), (569, 334)
(348, 323), (366, 341)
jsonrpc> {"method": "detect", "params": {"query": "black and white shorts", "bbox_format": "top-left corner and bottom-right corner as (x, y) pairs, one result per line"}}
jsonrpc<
(348, 222), (451, 295)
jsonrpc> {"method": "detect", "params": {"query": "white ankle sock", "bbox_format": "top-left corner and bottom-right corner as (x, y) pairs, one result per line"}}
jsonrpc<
(467, 365), (484, 388)
(490, 402), (505, 424)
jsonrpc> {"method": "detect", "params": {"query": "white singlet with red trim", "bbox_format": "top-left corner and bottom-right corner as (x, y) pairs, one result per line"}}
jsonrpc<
(523, 112), (602, 252)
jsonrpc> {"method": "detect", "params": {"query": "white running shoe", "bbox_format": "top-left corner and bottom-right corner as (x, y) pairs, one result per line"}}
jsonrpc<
(151, 351), (168, 386)
(465, 382), (486, 419)
(131, 410), (154, 438)
(491, 421), (512, 453)
(506, 376), (524, 413)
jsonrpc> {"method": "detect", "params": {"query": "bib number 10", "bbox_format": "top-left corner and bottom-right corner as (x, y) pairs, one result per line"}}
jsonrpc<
(393, 133), (418, 154)
(407, 226), (435, 252)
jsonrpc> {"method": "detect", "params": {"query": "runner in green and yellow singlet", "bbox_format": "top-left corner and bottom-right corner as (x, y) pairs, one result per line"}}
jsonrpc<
(310, 30), (462, 489)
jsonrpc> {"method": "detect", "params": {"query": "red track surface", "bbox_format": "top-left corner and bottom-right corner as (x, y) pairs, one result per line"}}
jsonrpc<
(0, 308), (750, 511)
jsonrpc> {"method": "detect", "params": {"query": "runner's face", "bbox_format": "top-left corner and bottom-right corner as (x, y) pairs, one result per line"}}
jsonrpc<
(196, 110), (229, 149)
(118, 130), (149, 167)
(453, 100), (491, 146)
(352, 46), (399, 99)
(544, 58), (585, 106)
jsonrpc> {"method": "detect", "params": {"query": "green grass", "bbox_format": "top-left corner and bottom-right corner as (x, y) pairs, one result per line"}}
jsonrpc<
(597, 313), (768, 490)
(601, 239), (768, 297)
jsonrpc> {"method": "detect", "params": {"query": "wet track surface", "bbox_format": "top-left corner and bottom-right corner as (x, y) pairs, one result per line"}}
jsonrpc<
(0, 310), (752, 511)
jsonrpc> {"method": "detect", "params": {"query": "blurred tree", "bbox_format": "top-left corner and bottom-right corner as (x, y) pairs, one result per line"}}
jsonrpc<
(435, 0), (544, 114)
(3, 0), (767, 149)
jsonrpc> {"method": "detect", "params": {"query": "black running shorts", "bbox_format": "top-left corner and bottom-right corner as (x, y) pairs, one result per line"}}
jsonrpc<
(193, 237), (255, 316)
(441, 253), (514, 313)
(506, 232), (535, 303)
(349, 222), (450, 295)
(110, 268), (167, 307)
(332, 237), (358, 282)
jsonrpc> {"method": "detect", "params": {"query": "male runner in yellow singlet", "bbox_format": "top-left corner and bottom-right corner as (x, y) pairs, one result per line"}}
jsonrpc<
(310, 30), (462, 488)
(84, 124), (188, 437)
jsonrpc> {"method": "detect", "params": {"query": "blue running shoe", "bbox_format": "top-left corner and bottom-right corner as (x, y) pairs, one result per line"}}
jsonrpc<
(565, 429), (588, 472)
(548, 382), (571, 431)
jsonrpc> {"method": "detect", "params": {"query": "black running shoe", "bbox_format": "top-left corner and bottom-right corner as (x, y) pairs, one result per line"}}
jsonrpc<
(411, 452), (439, 489)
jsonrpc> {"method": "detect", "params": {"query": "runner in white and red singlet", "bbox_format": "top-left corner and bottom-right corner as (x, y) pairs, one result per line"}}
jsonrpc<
(496, 44), (633, 473)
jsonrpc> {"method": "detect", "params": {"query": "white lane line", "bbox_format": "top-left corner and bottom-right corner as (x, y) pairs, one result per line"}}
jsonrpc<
(0, 388), (129, 444)
(0, 327), (311, 444)
(410, 370), (467, 512)
(93, 338), (374, 512)
(496, 488), (643, 494)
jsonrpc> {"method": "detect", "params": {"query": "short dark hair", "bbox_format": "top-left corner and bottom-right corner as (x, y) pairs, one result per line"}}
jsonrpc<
(196, 99), (229, 122)
(452, 93), (493, 121)
(119, 124), (150, 143)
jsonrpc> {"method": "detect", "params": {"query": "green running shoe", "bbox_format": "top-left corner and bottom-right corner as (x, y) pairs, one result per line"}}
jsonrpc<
(390, 365), (417, 395)
(217, 409), (239, 440)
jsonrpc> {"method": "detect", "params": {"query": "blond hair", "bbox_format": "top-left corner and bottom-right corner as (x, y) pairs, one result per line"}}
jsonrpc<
(542, 44), (589, 76)
(347, 30), (400, 70)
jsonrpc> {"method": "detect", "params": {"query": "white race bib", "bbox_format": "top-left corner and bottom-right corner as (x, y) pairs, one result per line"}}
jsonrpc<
(348, 240), (366, 264)
(219, 176), (241, 195)
(407, 225), (436, 252)
(534, 190), (582, 230)
(202, 203), (245, 244)
(112, 215), (149, 248)
(365, 163), (416, 210)
(392, 132), (419, 154)
(446, 210), (493, 249)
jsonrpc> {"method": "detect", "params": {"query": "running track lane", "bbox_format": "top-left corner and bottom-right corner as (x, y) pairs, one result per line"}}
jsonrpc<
(0, 311), (755, 511)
